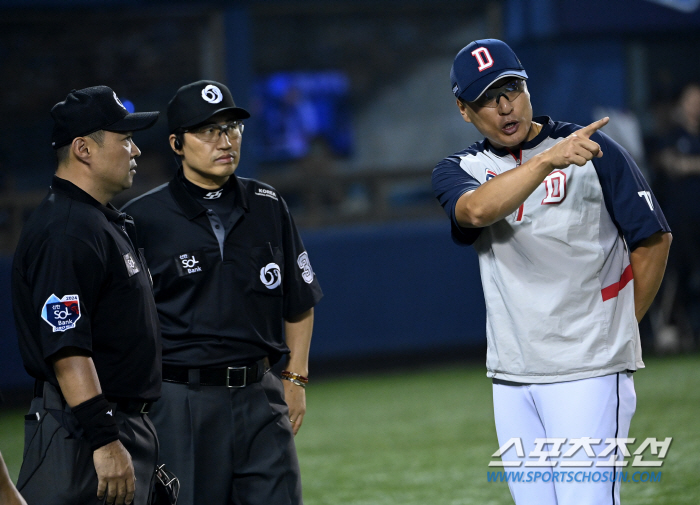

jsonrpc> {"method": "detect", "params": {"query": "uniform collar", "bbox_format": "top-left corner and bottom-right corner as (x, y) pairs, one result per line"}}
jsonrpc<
(485, 116), (554, 157)
(168, 167), (249, 220)
(51, 175), (125, 223)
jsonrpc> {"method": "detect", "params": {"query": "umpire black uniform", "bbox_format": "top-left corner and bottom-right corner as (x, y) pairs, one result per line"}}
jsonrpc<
(11, 86), (161, 505)
(122, 80), (323, 505)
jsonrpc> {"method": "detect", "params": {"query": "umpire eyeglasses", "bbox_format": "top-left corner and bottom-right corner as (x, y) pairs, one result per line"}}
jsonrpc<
(471, 79), (525, 108)
(185, 121), (245, 143)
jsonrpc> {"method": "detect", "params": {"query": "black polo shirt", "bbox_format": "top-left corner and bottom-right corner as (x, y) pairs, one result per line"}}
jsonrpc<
(12, 176), (161, 401)
(122, 169), (323, 368)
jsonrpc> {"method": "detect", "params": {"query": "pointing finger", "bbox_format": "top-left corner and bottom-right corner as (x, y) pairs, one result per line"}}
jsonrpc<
(578, 117), (609, 139)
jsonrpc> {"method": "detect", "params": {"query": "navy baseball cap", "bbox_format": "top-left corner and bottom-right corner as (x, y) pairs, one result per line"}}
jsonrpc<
(51, 86), (160, 149)
(450, 39), (528, 102)
(167, 80), (251, 133)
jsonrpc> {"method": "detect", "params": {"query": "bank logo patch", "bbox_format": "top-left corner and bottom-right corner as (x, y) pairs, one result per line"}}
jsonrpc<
(41, 294), (81, 332)
(260, 262), (282, 289)
(123, 252), (140, 277)
(201, 84), (223, 104)
(255, 188), (278, 201)
(297, 252), (314, 284)
(179, 253), (202, 275)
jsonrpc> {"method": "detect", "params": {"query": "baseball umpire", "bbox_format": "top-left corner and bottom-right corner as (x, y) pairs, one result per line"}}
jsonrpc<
(12, 86), (161, 505)
(121, 80), (323, 505)
(432, 40), (672, 505)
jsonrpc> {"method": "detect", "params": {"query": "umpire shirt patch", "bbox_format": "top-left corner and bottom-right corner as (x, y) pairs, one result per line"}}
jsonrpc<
(175, 252), (205, 276)
(41, 294), (81, 332)
(260, 263), (282, 289)
(123, 252), (140, 277)
(297, 252), (314, 284)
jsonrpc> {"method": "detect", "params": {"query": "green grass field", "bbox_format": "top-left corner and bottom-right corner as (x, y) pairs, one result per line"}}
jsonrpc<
(1, 354), (698, 504)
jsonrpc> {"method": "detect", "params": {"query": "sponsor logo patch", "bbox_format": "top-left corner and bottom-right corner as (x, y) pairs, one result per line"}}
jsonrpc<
(203, 189), (224, 200)
(123, 252), (140, 277)
(177, 253), (203, 275)
(260, 262), (282, 289)
(255, 188), (278, 201)
(297, 252), (314, 284)
(41, 294), (81, 332)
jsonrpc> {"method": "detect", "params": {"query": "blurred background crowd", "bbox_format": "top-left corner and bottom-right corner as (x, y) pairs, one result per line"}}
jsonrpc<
(1, 0), (700, 395)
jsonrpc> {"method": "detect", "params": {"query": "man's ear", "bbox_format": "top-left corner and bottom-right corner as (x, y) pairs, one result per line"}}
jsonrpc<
(457, 99), (473, 124)
(72, 137), (91, 162)
(169, 134), (183, 154)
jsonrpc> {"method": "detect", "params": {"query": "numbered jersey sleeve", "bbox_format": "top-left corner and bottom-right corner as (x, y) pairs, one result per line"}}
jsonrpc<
(280, 197), (323, 318)
(432, 149), (483, 246)
(24, 236), (104, 360)
(590, 130), (671, 249)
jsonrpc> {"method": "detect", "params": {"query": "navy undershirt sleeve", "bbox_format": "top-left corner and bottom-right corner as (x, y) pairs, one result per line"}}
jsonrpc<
(591, 131), (670, 250)
(432, 157), (482, 246)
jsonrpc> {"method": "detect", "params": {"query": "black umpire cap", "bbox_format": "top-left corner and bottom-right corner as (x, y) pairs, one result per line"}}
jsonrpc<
(51, 86), (160, 149)
(167, 80), (250, 133)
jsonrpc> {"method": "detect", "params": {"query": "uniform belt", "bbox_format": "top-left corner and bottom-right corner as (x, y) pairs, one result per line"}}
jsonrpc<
(34, 381), (151, 415)
(108, 398), (152, 415)
(162, 357), (270, 388)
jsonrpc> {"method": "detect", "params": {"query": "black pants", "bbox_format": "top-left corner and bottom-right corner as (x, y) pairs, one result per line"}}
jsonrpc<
(149, 371), (302, 505)
(18, 384), (158, 505)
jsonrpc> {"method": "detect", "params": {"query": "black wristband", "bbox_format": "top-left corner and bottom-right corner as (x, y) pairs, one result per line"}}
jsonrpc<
(71, 394), (120, 451)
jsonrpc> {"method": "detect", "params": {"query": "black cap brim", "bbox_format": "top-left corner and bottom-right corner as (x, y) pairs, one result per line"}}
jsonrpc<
(179, 106), (251, 130)
(106, 111), (160, 132)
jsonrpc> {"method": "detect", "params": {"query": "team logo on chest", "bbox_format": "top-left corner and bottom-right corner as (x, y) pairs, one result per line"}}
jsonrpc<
(260, 263), (282, 289)
(541, 170), (567, 204)
(41, 294), (80, 332)
(485, 169), (497, 181)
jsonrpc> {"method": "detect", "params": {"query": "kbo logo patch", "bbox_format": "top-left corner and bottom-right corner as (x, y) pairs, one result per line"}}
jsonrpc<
(41, 294), (81, 332)
(260, 263), (281, 289)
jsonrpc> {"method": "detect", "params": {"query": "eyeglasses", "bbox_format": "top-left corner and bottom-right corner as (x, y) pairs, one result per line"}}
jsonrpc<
(471, 79), (525, 108)
(185, 121), (245, 142)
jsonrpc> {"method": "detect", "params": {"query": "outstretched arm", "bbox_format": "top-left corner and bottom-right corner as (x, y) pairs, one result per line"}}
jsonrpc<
(630, 232), (672, 322)
(456, 117), (610, 228)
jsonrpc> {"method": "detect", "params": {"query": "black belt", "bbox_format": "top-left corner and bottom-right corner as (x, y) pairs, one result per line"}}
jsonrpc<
(109, 398), (152, 415)
(162, 357), (270, 388)
(34, 380), (152, 415)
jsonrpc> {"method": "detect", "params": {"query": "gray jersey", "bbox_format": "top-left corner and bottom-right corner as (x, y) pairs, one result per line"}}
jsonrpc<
(433, 117), (670, 383)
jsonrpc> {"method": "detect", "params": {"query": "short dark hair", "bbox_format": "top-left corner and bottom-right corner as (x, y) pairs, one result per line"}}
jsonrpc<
(56, 130), (105, 164)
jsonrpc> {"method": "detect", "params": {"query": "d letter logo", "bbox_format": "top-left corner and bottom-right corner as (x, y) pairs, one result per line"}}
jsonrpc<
(542, 171), (567, 204)
(471, 47), (494, 72)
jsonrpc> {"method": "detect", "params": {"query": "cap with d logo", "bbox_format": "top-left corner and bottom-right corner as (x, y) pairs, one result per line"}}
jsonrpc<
(167, 80), (251, 133)
(51, 86), (160, 149)
(450, 39), (528, 103)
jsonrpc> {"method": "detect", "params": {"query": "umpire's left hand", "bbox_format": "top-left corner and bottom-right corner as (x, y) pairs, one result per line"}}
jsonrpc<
(283, 380), (306, 436)
(93, 440), (136, 505)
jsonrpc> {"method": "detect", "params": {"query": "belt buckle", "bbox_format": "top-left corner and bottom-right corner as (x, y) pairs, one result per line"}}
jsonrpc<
(226, 366), (247, 388)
